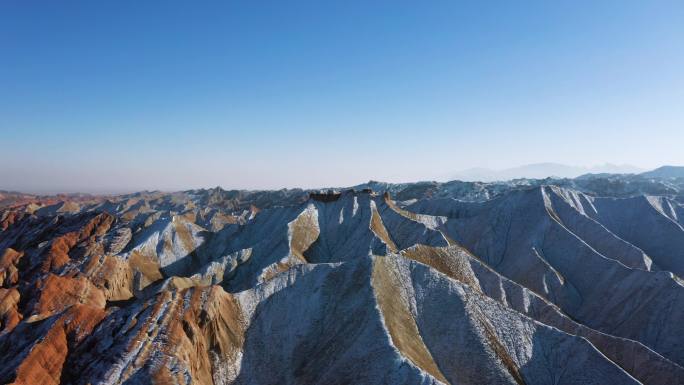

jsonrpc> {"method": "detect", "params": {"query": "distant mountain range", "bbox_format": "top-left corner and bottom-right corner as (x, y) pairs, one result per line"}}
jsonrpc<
(451, 163), (644, 181)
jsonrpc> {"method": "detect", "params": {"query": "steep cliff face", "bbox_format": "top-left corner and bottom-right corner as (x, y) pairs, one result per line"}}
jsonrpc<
(0, 186), (682, 384)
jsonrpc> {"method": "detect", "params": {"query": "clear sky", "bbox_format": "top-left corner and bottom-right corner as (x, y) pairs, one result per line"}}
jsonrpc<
(1, 1), (683, 193)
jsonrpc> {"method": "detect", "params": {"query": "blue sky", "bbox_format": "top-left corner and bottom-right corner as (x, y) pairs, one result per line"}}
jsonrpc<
(1, 1), (683, 192)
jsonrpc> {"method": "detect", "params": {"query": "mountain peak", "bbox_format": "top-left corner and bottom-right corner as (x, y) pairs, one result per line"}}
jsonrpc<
(640, 165), (684, 179)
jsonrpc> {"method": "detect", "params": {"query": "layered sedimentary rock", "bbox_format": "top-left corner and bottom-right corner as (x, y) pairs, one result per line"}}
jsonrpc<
(0, 184), (682, 384)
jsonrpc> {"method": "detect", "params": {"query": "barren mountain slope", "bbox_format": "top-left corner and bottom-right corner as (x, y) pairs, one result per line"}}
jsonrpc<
(0, 185), (682, 385)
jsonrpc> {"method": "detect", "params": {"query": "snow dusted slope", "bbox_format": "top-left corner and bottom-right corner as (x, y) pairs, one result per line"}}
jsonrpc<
(588, 195), (684, 276)
(409, 186), (684, 367)
(0, 185), (682, 384)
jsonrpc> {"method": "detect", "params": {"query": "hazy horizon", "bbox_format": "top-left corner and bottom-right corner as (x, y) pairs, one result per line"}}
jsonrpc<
(0, 162), (671, 195)
(2, 1), (683, 192)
